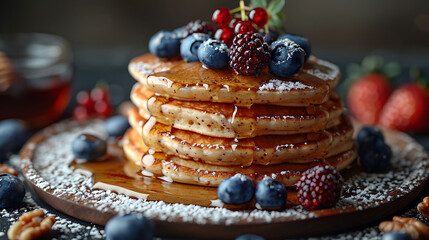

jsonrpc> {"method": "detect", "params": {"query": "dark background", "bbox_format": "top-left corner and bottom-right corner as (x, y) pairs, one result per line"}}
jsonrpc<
(1, 0), (429, 106)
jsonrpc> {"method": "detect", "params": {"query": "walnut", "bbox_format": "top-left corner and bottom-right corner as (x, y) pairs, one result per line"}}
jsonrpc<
(418, 197), (429, 219)
(0, 164), (18, 176)
(379, 216), (429, 240)
(7, 209), (56, 240)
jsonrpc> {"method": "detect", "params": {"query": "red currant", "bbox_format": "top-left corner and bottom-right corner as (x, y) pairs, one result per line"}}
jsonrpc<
(94, 101), (112, 117)
(215, 27), (234, 46)
(73, 106), (89, 121)
(76, 91), (94, 112)
(249, 8), (268, 28)
(234, 21), (254, 34)
(229, 18), (241, 29)
(91, 87), (110, 102)
(212, 7), (231, 28)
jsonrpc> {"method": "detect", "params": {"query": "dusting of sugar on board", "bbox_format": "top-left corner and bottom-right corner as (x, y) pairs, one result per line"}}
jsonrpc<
(20, 120), (429, 228)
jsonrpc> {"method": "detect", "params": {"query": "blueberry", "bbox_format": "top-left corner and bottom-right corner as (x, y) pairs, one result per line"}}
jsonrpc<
(257, 31), (278, 45)
(0, 174), (26, 208)
(173, 25), (186, 39)
(105, 213), (155, 240)
(269, 39), (305, 77)
(105, 116), (130, 138)
(235, 234), (266, 240)
(357, 126), (384, 145)
(255, 177), (287, 208)
(218, 174), (255, 205)
(359, 138), (392, 172)
(197, 39), (229, 69)
(382, 232), (413, 240)
(278, 34), (311, 61)
(180, 33), (210, 62)
(0, 119), (26, 162)
(71, 134), (107, 161)
(149, 30), (181, 58)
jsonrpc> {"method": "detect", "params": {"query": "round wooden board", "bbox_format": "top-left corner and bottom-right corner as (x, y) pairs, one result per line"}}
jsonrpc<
(20, 119), (429, 239)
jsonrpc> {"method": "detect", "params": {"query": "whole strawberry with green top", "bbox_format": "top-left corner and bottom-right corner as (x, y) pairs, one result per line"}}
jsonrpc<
(379, 82), (429, 132)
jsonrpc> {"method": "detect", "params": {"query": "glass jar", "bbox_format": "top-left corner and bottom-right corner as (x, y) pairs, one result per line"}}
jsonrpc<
(0, 33), (73, 128)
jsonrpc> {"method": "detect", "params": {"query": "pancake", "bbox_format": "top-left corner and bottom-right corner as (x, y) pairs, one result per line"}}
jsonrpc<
(135, 109), (353, 166)
(129, 54), (340, 107)
(160, 148), (356, 187)
(131, 83), (344, 138)
(124, 127), (356, 187)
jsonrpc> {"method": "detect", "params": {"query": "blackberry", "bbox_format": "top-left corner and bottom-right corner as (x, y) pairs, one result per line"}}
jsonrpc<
(184, 20), (214, 38)
(296, 165), (343, 210)
(229, 33), (270, 76)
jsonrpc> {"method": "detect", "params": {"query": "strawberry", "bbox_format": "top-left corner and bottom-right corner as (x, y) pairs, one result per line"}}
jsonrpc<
(347, 73), (392, 125)
(379, 83), (429, 132)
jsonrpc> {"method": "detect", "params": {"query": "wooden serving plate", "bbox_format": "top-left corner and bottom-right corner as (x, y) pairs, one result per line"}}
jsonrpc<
(20, 119), (429, 239)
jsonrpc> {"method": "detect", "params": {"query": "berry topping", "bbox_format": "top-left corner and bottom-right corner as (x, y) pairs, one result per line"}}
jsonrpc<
(257, 30), (279, 45)
(235, 234), (266, 240)
(0, 173), (26, 208)
(347, 73), (392, 125)
(382, 232), (413, 240)
(173, 25), (187, 39)
(212, 8), (231, 28)
(71, 134), (107, 161)
(229, 33), (270, 76)
(296, 165), (343, 210)
(184, 20), (215, 38)
(255, 177), (287, 208)
(217, 174), (255, 205)
(105, 213), (155, 240)
(198, 39), (229, 69)
(0, 119), (26, 162)
(180, 33), (211, 63)
(279, 34), (312, 61)
(234, 21), (255, 34)
(105, 115), (130, 138)
(249, 7), (268, 28)
(268, 39), (305, 77)
(215, 27), (234, 46)
(149, 30), (181, 59)
(379, 83), (429, 132)
(357, 126), (384, 145)
(359, 138), (392, 172)
(229, 18), (241, 29)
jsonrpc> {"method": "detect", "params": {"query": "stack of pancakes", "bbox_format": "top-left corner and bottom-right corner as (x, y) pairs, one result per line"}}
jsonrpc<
(123, 53), (357, 187)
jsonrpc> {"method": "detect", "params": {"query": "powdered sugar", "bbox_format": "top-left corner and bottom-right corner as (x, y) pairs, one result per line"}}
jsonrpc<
(259, 79), (313, 91)
(304, 58), (340, 81)
(20, 120), (429, 229)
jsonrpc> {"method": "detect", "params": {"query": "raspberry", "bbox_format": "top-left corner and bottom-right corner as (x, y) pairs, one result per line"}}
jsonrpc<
(184, 20), (214, 38)
(296, 165), (343, 210)
(229, 33), (270, 76)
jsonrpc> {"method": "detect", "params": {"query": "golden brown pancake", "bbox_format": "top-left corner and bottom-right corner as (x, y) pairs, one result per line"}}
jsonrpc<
(123, 127), (356, 187)
(128, 54), (340, 107)
(131, 83), (344, 138)
(134, 109), (354, 166)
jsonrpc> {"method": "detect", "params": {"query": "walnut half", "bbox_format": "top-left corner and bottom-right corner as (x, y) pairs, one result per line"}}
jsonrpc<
(418, 197), (429, 219)
(379, 216), (429, 240)
(7, 209), (56, 240)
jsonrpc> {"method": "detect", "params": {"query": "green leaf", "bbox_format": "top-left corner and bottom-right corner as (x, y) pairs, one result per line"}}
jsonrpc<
(268, 13), (283, 30)
(250, 0), (267, 8)
(277, 12), (286, 20)
(267, 0), (285, 14)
